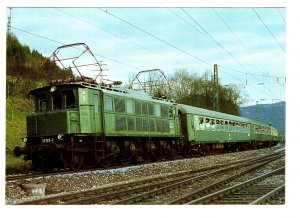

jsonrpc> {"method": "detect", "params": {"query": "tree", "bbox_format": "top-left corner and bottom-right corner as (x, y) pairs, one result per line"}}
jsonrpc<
(6, 33), (72, 98)
(168, 69), (243, 116)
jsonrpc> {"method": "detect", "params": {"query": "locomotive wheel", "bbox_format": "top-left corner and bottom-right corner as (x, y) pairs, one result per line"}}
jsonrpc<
(70, 154), (84, 171)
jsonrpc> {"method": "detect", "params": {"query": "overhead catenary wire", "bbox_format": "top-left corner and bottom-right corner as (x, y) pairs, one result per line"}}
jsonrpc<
(168, 8), (285, 81)
(212, 9), (271, 77)
(11, 8), (283, 102)
(11, 27), (279, 102)
(252, 8), (285, 53)
(98, 8), (212, 67)
(11, 26), (142, 71)
(180, 8), (269, 93)
(55, 8), (185, 67)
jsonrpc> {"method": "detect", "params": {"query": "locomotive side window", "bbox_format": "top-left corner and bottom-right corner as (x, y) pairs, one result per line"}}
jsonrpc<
(136, 117), (142, 131)
(126, 99), (134, 114)
(143, 118), (149, 131)
(105, 96), (113, 111)
(93, 95), (99, 113)
(162, 119), (170, 132)
(156, 119), (162, 131)
(149, 119), (156, 131)
(155, 104), (161, 117)
(148, 103), (154, 116)
(115, 98), (126, 113)
(142, 102), (148, 115)
(127, 117), (135, 131)
(135, 101), (141, 115)
(116, 116), (126, 131)
(161, 105), (168, 118)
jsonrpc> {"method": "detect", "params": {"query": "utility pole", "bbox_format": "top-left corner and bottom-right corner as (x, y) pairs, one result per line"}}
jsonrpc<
(213, 64), (219, 112)
(256, 100), (260, 121)
(7, 8), (12, 34)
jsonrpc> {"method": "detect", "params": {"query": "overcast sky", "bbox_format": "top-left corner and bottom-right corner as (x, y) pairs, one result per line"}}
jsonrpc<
(7, 7), (286, 106)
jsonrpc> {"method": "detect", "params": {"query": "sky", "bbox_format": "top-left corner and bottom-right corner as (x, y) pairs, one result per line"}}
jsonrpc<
(6, 7), (286, 106)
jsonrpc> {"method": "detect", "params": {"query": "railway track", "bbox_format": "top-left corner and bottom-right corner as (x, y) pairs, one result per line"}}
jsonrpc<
(186, 167), (285, 205)
(15, 151), (284, 205)
(6, 146), (284, 183)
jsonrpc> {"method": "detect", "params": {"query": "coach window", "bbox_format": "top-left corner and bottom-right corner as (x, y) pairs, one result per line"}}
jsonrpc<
(126, 99), (133, 114)
(105, 96), (113, 111)
(216, 120), (220, 131)
(225, 121), (229, 132)
(200, 117), (205, 130)
(230, 122), (233, 131)
(236, 123), (240, 132)
(233, 122), (236, 132)
(211, 119), (216, 131)
(205, 118), (211, 130)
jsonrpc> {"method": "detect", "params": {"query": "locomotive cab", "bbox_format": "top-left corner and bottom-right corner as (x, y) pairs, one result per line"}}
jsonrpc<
(14, 83), (103, 172)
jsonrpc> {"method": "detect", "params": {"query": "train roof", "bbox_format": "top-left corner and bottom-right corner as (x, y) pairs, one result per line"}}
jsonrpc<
(178, 103), (263, 125)
(179, 104), (272, 127)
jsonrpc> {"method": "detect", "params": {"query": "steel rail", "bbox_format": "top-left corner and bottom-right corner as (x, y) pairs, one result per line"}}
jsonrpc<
(249, 184), (285, 205)
(13, 152), (283, 205)
(114, 153), (283, 204)
(167, 154), (284, 204)
(186, 166), (285, 205)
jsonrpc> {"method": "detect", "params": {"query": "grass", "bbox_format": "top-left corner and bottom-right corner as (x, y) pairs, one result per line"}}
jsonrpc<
(6, 97), (34, 172)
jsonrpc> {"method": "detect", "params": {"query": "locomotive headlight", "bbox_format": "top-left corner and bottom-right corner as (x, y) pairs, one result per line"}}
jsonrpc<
(57, 134), (64, 140)
(22, 137), (27, 143)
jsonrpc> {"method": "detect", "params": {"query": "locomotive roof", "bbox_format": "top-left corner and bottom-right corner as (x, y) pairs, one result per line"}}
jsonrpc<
(29, 82), (174, 105)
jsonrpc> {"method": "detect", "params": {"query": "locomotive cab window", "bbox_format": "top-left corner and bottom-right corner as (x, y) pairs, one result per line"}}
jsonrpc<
(105, 96), (113, 111)
(34, 93), (49, 112)
(63, 90), (77, 108)
(52, 93), (62, 110)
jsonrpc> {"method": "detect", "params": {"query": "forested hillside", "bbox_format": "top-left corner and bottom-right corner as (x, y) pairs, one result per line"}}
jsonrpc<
(6, 33), (70, 99)
(240, 101), (285, 134)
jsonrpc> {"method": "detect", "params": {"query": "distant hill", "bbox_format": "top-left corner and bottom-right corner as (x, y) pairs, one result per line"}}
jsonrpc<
(240, 101), (285, 134)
